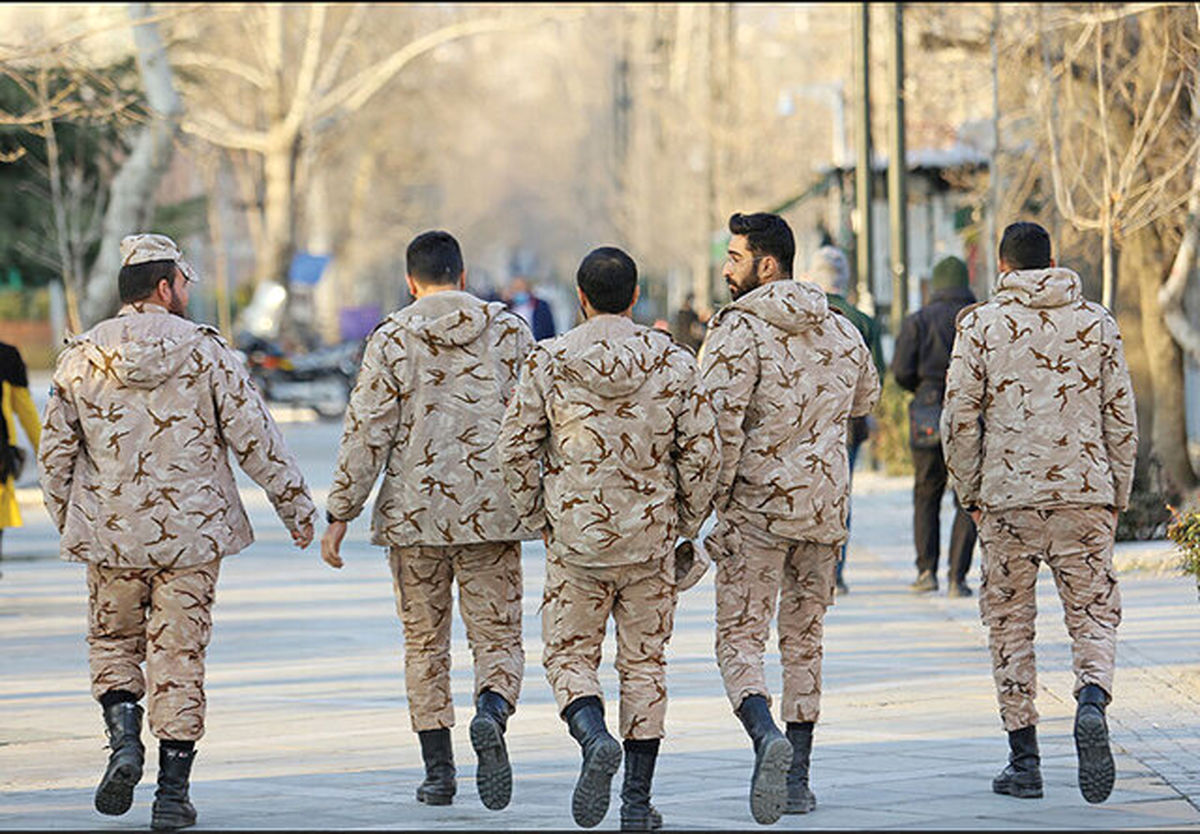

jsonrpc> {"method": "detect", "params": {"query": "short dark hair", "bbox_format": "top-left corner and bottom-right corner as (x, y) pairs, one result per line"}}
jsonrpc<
(119, 260), (177, 303)
(729, 212), (795, 277)
(407, 230), (464, 285)
(577, 247), (638, 314)
(999, 222), (1052, 270)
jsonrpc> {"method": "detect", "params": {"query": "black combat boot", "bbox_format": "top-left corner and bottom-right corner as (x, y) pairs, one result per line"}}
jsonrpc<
(416, 728), (457, 805)
(470, 689), (513, 810)
(94, 699), (145, 816)
(992, 726), (1043, 798)
(563, 695), (622, 828)
(620, 739), (662, 831)
(784, 721), (816, 814)
(150, 744), (197, 830)
(735, 694), (792, 825)
(1075, 684), (1115, 804)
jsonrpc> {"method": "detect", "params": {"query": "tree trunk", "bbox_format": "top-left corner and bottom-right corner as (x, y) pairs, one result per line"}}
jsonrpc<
(259, 129), (300, 287)
(81, 3), (182, 327)
(1123, 223), (1198, 493)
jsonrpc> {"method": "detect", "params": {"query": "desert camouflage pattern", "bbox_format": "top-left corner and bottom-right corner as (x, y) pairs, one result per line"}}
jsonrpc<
(388, 541), (524, 732)
(39, 304), (316, 569)
(699, 279), (880, 544)
(941, 267), (1138, 512)
(498, 313), (720, 568)
(119, 233), (197, 283)
(709, 510), (838, 722)
(87, 559), (221, 740)
(327, 291), (538, 546)
(977, 506), (1121, 731)
(541, 548), (676, 739)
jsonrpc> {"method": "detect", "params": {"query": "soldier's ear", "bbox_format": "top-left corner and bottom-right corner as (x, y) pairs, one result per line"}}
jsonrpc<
(457, 269), (466, 290)
(405, 274), (419, 298)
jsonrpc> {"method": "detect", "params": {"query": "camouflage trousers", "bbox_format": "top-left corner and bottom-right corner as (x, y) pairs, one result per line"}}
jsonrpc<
(977, 506), (1121, 731)
(711, 513), (838, 723)
(86, 558), (221, 741)
(542, 550), (676, 740)
(388, 541), (524, 733)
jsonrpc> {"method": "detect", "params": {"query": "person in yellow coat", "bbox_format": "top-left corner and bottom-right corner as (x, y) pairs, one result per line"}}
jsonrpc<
(0, 340), (41, 547)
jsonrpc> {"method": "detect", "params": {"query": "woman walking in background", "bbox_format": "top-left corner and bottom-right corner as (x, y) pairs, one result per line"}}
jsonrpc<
(0, 340), (41, 561)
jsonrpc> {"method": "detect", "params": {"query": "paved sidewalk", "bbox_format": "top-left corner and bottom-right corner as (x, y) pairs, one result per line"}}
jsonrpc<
(1, 418), (1198, 830)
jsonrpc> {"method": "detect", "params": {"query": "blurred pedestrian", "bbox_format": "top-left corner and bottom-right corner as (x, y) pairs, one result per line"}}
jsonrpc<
(806, 245), (885, 595)
(499, 246), (719, 830)
(702, 213), (879, 823)
(891, 255), (978, 597)
(322, 230), (538, 811)
(39, 233), (316, 830)
(670, 293), (705, 354)
(505, 276), (556, 340)
(0, 339), (40, 563)
(942, 221), (1137, 805)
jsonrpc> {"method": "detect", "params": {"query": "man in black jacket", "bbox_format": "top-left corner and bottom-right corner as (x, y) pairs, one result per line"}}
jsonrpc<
(891, 256), (978, 596)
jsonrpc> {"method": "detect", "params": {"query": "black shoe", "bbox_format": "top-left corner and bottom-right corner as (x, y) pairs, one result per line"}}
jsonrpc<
(620, 739), (663, 831)
(564, 696), (622, 828)
(1075, 684), (1115, 804)
(948, 580), (973, 598)
(784, 721), (817, 814)
(416, 728), (457, 805)
(910, 571), (938, 593)
(835, 578), (849, 596)
(736, 695), (792, 825)
(94, 701), (145, 816)
(992, 726), (1043, 799)
(151, 746), (197, 830)
(470, 690), (513, 810)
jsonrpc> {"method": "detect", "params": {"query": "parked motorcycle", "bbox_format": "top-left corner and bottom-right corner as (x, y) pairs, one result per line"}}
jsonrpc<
(239, 337), (362, 420)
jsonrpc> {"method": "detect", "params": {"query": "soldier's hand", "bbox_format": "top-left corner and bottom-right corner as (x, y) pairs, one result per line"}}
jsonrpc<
(970, 509), (982, 525)
(541, 526), (550, 547)
(293, 520), (314, 549)
(322, 521), (347, 569)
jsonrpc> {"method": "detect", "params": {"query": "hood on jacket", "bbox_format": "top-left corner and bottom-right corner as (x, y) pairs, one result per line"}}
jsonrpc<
(77, 320), (204, 391)
(722, 279), (830, 334)
(397, 291), (504, 348)
(561, 317), (666, 399)
(994, 267), (1082, 309)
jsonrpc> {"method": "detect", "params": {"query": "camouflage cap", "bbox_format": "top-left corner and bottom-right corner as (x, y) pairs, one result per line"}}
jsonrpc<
(675, 538), (711, 592)
(119, 233), (197, 283)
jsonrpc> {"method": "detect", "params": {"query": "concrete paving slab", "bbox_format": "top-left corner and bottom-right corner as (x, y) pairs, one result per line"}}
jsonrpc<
(2, 421), (1198, 830)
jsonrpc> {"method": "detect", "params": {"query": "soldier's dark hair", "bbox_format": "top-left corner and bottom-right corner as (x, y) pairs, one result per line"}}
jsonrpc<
(407, 230), (464, 285)
(729, 212), (794, 277)
(577, 246), (638, 314)
(119, 260), (177, 303)
(999, 222), (1052, 270)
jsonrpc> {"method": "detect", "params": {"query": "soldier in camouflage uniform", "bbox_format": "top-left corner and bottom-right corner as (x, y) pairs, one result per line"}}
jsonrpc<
(321, 230), (537, 811)
(498, 247), (720, 830)
(39, 233), (317, 830)
(942, 221), (1137, 805)
(701, 213), (880, 825)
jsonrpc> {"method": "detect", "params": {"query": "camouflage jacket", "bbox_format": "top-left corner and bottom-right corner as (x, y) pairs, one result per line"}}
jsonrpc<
(326, 290), (538, 546)
(498, 314), (720, 568)
(941, 267), (1138, 512)
(700, 280), (880, 544)
(39, 304), (316, 568)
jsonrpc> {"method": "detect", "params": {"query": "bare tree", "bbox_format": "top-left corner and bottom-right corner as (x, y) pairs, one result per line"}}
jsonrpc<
(80, 2), (183, 326)
(167, 3), (578, 312)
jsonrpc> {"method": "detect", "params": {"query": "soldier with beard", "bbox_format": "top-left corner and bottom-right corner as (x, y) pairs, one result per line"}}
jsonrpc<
(40, 233), (316, 830)
(700, 213), (879, 825)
